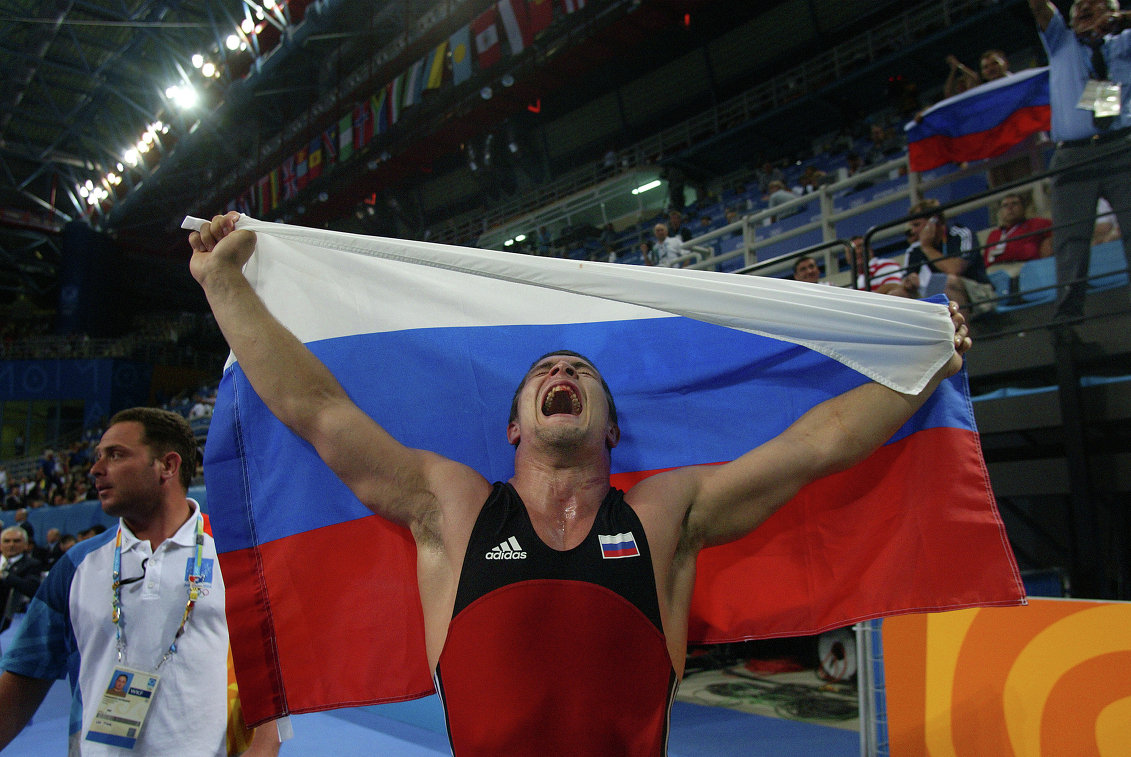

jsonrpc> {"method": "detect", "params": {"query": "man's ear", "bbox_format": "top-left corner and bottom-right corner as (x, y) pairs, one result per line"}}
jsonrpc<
(507, 421), (520, 446)
(606, 424), (620, 450)
(158, 452), (181, 483)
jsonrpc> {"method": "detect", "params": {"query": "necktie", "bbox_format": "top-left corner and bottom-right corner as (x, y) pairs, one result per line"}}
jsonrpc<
(1090, 41), (1115, 130)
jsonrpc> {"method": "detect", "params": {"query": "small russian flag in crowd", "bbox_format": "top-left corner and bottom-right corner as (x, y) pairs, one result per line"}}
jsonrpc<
(599, 532), (641, 559)
(185, 214), (1023, 725)
(905, 67), (1050, 172)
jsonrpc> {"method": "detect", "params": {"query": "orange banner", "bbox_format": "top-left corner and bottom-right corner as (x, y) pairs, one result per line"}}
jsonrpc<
(884, 598), (1131, 757)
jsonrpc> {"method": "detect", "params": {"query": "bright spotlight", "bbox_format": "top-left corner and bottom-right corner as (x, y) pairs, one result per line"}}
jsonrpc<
(171, 85), (199, 109)
(201, 61), (216, 78)
(241, 18), (254, 33)
(192, 53), (204, 68)
(631, 180), (662, 195)
(226, 34), (240, 50)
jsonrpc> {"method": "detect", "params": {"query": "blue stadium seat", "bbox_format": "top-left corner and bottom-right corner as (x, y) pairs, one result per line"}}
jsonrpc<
(986, 268), (1031, 313)
(1016, 256), (1058, 305)
(754, 229), (822, 262)
(1088, 241), (1129, 291)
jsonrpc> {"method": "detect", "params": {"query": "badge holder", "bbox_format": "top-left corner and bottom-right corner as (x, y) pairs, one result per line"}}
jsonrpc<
(1077, 79), (1122, 118)
(86, 667), (161, 749)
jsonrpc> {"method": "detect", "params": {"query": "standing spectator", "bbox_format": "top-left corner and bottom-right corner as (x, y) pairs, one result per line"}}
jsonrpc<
(667, 210), (693, 243)
(905, 200), (996, 315)
(984, 194), (1054, 268)
(648, 223), (683, 267)
(1029, 0), (1131, 319)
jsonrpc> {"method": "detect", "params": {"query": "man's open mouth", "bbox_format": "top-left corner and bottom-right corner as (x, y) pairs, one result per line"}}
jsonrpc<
(542, 385), (582, 416)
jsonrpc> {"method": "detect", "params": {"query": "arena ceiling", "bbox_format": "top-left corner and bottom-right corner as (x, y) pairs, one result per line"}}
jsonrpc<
(0, 0), (1042, 318)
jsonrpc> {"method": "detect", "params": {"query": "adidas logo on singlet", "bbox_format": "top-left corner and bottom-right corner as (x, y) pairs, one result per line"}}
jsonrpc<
(486, 536), (527, 560)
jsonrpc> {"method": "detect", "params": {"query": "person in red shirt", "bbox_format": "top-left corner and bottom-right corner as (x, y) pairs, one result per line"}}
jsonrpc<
(983, 194), (1053, 267)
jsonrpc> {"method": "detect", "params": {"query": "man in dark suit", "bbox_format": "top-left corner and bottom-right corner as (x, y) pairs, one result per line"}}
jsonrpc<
(1, 527), (42, 630)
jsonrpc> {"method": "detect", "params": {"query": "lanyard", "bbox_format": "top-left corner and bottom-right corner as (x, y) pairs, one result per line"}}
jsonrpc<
(111, 514), (205, 670)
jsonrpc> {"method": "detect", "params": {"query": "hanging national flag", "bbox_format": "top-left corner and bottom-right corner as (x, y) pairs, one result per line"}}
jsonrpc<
(281, 155), (297, 200)
(527, 0), (553, 37)
(425, 41), (447, 90)
(354, 101), (373, 149)
(472, 6), (501, 69)
(497, 0), (530, 54)
(255, 176), (270, 216)
(268, 169), (280, 211)
(370, 89), (388, 135)
(322, 123), (339, 166)
(186, 213), (1024, 725)
(450, 26), (473, 85)
(388, 76), (404, 124)
(338, 113), (354, 163)
(295, 147), (309, 190)
(403, 58), (425, 109)
(905, 67), (1050, 172)
(307, 137), (323, 181)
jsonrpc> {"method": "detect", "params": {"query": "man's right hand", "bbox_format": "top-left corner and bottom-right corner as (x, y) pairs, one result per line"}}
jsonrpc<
(188, 211), (257, 287)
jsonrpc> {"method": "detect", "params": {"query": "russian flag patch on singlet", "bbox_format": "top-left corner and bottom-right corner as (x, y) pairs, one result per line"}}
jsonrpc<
(598, 532), (640, 559)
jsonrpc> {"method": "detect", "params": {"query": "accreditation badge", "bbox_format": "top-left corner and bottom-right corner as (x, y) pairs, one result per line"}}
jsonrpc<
(85, 666), (161, 749)
(1078, 79), (1122, 117)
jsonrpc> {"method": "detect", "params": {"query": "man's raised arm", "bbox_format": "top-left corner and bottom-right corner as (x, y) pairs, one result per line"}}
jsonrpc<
(640, 303), (972, 551)
(1029, 0), (1054, 30)
(188, 212), (489, 530)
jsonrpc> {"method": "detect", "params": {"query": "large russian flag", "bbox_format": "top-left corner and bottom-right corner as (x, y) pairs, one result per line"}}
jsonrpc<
(905, 67), (1050, 172)
(186, 215), (1024, 725)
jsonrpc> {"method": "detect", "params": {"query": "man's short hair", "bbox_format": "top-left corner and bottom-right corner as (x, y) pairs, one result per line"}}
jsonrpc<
(999, 193), (1026, 208)
(508, 350), (619, 438)
(909, 198), (943, 223)
(108, 407), (197, 489)
(792, 256), (816, 274)
(980, 48), (1008, 62)
(1, 526), (28, 543)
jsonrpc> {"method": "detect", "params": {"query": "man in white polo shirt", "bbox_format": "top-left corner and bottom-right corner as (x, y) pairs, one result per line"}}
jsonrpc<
(0, 407), (279, 756)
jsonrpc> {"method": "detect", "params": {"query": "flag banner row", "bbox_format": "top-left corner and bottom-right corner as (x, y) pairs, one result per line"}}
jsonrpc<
(229, 0), (575, 217)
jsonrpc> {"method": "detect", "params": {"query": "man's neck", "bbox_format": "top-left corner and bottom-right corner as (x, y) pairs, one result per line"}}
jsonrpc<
(124, 498), (194, 550)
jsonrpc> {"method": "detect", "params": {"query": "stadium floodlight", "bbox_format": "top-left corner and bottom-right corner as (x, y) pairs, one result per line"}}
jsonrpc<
(166, 84), (199, 109)
(226, 34), (241, 50)
(192, 53), (204, 68)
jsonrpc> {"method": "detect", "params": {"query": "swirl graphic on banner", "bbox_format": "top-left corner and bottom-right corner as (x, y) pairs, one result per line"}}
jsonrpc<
(884, 598), (1131, 756)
